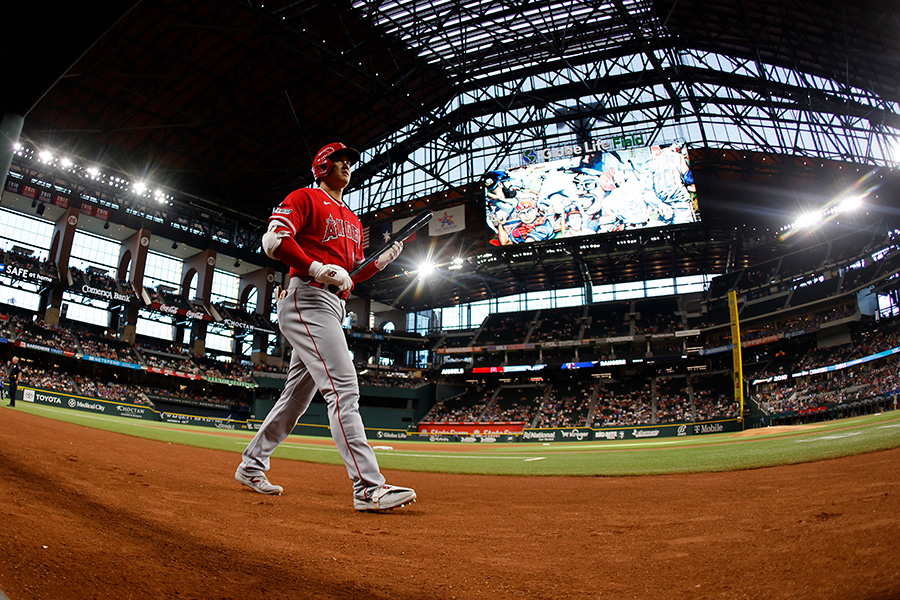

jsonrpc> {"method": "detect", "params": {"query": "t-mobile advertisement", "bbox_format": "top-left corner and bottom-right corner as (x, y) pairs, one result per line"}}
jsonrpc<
(484, 142), (700, 245)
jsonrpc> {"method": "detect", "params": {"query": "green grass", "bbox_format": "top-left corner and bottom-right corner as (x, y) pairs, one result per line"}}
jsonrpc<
(15, 403), (900, 477)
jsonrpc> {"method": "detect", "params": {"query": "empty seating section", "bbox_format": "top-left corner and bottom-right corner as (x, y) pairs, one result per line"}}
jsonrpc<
(530, 306), (585, 343)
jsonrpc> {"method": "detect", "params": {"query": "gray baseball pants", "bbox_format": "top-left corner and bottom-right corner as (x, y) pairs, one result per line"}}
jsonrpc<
(238, 277), (385, 500)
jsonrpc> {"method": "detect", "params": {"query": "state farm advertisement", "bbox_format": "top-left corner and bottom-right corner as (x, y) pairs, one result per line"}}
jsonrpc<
(417, 421), (526, 436)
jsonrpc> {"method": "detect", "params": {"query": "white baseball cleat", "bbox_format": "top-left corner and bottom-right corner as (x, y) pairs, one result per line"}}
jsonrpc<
(354, 485), (417, 512)
(235, 467), (283, 495)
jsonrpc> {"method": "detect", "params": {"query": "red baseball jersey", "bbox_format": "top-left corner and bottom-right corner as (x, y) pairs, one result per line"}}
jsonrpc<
(268, 187), (364, 279)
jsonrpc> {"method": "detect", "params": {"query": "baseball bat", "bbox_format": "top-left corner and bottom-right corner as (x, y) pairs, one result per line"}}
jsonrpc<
(351, 210), (433, 277)
(328, 210), (433, 293)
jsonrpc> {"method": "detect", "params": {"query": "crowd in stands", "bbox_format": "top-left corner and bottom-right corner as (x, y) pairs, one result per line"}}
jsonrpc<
(749, 317), (900, 418)
(593, 385), (653, 427)
(79, 335), (139, 362)
(534, 378), (594, 427)
(75, 375), (149, 405)
(145, 386), (247, 407)
(691, 374), (737, 421)
(357, 371), (421, 388)
(24, 366), (76, 393)
(425, 388), (493, 422)
(197, 358), (255, 382)
(480, 387), (541, 423)
(141, 351), (200, 374)
(10, 360), (240, 407)
(655, 378), (691, 423)
(428, 237), (885, 355)
(16, 318), (77, 353)
(757, 358), (899, 415)
(752, 325), (900, 382)
(424, 371), (743, 428)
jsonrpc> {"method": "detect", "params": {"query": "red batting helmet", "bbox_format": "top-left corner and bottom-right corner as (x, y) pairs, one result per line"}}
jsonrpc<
(311, 142), (360, 180)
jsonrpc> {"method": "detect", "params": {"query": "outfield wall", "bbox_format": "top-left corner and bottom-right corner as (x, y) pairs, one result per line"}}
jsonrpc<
(417, 419), (743, 443)
(17, 386), (416, 438)
(17, 385), (743, 443)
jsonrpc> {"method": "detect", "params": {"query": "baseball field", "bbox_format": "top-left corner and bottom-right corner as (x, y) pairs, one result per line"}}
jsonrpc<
(1, 404), (899, 599)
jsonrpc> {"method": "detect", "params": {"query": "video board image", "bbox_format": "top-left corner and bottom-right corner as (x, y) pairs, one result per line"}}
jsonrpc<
(484, 142), (699, 245)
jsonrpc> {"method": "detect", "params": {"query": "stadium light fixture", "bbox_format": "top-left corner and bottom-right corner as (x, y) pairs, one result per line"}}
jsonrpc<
(793, 211), (822, 230)
(836, 195), (863, 213)
(133, 181), (147, 195)
(418, 261), (436, 278)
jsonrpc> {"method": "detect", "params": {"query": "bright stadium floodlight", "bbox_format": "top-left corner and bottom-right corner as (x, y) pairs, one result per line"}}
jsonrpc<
(793, 211), (823, 230)
(836, 195), (863, 213)
(133, 182), (147, 195)
(38, 150), (53, 163)
(418, 261), (435, 278)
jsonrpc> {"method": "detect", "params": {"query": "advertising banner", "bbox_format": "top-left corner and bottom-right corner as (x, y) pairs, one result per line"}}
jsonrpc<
(16, 340), (76, 356)
(20, 387), (156, 420)
(83, 354), (143, 370)
(149, 301), (212, 321)
(145, 366), (202, 380)
(1, 265), (56, 285)
(417, 421), (527, 436)
(159, 412), (253, 430)
(206, 376), (258, 388)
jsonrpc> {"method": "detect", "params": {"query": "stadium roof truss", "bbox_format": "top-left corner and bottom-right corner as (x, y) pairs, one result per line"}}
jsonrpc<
(345, 0), (900, 214)
(5, 0), (899, 311)
(10, 0), (898, 219)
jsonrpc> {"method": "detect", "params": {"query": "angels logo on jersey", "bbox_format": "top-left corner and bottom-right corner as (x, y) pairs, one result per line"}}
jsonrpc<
(322, 215), (361, 245)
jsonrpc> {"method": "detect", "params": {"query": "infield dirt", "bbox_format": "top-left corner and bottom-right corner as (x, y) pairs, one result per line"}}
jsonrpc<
(0, 407), (898, 599)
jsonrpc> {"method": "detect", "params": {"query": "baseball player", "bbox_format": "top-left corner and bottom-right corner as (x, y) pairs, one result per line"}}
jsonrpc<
(235, 142), (416, 512)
